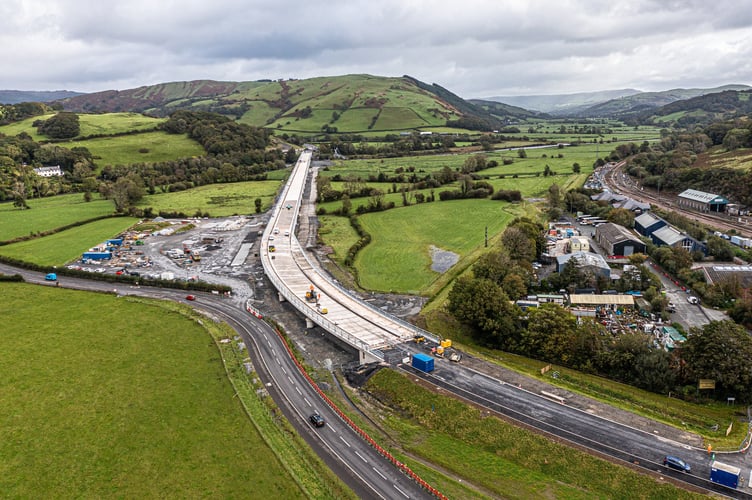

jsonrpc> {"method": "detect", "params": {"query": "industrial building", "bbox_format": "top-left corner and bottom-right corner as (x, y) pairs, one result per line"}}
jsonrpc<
(650, 225), (706, 254)
(677, 189), (728, 213)
(594, 223), (647, 256)
(634, 212), (667, 237)
(556, 251), (611, 279)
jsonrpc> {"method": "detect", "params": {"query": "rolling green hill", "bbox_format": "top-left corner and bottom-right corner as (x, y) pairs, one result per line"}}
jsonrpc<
(578, 84), (751, 118)
(57, 75), (503, 133)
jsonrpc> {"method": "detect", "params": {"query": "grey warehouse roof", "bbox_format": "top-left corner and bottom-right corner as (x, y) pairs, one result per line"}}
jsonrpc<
(652, 225), (686, 245)
(556, 251), (610, 270)
(635, 212), (663, 227)
(678, 188), (728, 204)
(596, 223), (643, 245)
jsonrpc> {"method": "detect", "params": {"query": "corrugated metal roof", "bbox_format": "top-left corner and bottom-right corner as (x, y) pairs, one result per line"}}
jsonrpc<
(569, 294), (635, 305)
(635, 212), (663, 226)
(652, 225), (685, 246)
(678, 188), (727, 204)
(596, 223), (643, 245)
(556, 251), (609, 270)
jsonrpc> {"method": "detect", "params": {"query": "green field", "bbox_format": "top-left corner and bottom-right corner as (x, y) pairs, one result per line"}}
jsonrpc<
(0, 112), (166, 141)
(137, 180), (282, 217)
(354, 199), (516, 293)
(0, 194), (115, 242)
(0, 217), (138, 266)
(365, 369), (703, 500)
(72, 130), (205, 167)
(0, 283), (304, 498)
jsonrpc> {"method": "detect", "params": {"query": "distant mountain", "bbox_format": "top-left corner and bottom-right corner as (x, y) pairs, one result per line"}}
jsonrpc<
(482, 89), (641, 115)
(646, 89), (752, 126)
(57, 75), (503, 133)
(467, 99), (549, 122)
(0, 89), (85, 104)
(578, 84), (751, 118)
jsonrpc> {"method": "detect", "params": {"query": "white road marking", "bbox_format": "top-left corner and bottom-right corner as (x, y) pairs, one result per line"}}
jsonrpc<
(295, 387), (302, 395)
(263, 333), (268, 340)
(287, 376), (294, 385)
(282, 367), (287, 374)
(275, 357), (280, 365)
(304, 397), (312, 406)
(372, 467), (387, 480)
(393, 484), (409, 498)
(339, 436), (351, 448)
(355, 451), (368, 463)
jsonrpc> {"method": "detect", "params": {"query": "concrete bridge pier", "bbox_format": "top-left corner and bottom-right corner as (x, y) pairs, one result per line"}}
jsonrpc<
(359, 350), (381, 365)
(305, 318), (315, 329)
(277, 292), (286, 302)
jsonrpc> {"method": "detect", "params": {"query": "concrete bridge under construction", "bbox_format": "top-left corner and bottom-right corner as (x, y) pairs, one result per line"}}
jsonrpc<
(259, 150), (435, 363)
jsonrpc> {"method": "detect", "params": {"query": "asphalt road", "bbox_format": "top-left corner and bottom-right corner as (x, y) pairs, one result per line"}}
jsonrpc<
(2, 264), (433, 500)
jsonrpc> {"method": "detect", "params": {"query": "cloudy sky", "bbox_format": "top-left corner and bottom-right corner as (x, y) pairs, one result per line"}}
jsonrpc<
(3, 0), (752, 98)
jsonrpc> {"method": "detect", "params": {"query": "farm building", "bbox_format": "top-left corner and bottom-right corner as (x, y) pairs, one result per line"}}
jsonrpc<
(556, 251), (611, 279)
(650, 225), (707, 254)
(591, 192), (626, 203)
(594, 223), (646, 256)
(677, 189), (728, 213)
(33, 165), (63, 177)
(634, 212), (667, 237)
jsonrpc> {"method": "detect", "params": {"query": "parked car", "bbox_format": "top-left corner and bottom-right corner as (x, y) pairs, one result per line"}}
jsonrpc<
(663, 455), (691, 472)
(667, 302), (676, 312)
(185, 295), (196, 301)
(309, 413), (325, 428)
(687, 296), (699, 305)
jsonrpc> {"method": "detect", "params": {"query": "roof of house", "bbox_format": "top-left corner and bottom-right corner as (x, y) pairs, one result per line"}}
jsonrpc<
(556, 251), (610, 270)
(634, 212), (664, 227)
(678, 188), (728, 204)
(596, 223), (644, 246)
(652, 225), (686, 246)
(569, 294), (635, 305)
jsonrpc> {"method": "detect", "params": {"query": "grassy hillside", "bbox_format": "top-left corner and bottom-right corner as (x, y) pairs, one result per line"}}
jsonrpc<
(57, 75), (503, 133)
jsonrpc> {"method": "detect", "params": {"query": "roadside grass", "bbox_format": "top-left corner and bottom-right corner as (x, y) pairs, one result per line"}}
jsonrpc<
(317, 215), (360, 262)
(137, 180), (282, 217)
(420, 313), (748, 451)
(471, 345), (747, 450)
(72, 131), (205, 167)
(0, 194), (114, 241)
(353, 199), (515, 293)
(0, 217), (138, 266)
(365, 369), (705, 500)
(0, 283), (305, 498)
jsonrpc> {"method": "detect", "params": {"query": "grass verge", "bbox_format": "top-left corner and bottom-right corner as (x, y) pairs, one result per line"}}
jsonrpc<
(364, 369), (706, 500)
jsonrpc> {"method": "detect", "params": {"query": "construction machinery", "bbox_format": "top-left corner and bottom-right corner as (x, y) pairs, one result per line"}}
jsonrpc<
(305, 284), (319, 303)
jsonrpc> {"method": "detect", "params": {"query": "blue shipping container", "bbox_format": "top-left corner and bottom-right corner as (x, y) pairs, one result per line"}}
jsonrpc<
(412, 353), (434, 373)
(83, 251), (112, 260)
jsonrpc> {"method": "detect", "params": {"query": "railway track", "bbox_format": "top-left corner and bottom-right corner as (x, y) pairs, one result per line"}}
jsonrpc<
(603, 162), (752, 239)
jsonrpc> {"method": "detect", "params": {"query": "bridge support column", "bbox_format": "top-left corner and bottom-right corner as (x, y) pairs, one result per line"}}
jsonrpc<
(277, 292), (285, 302)
(359, 350), (381, 365)
(305, 318), (314, 329)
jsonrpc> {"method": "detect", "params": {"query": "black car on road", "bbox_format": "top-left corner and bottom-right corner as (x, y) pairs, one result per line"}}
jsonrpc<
(309, 413), (325, 428)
